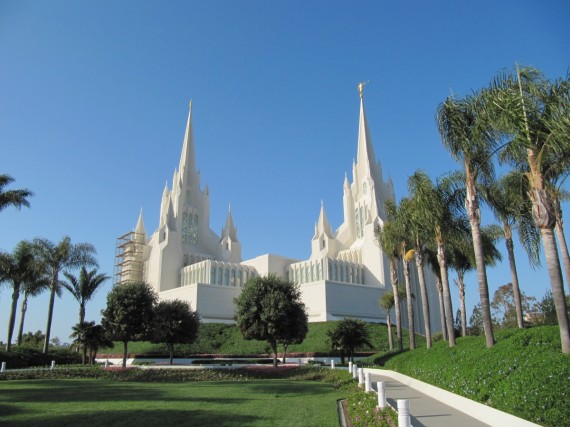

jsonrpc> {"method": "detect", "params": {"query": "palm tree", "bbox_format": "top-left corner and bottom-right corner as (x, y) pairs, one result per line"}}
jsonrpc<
(85, 323), (113, 364)
(482, 171), (541, 328)
(33, 236), (97, 354)
(379, 292), (395, 351)
(403, 195), (434, 348)
(437, 93), (498, 348)
(0, 174), (32, 212)
(489, 65), (570, 353)
(0, 241), (40, 351)
(449, 224), (503, 337)
(17, 268), (50, 346)
(424, 246), (447, 340)
(408, 170), (465, 347)
(376, 220), (404, 351)
(70, 321), (92, 364)
(385, 199), (416, 350)
(63, 266), (109, 325)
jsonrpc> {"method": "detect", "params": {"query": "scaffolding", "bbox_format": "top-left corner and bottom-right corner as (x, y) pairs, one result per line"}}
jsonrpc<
(113, 231), (145, 285)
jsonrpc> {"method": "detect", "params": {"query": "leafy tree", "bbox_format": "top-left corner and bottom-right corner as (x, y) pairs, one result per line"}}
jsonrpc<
(0, 174), (32, 212)
(535, 291), (570, 326)
(20, 330), (45, 348)
(33, 236), (97, 354)
(491, 283), (536, 328)
(468, 304), (483, 336)
(326, 318), (373, 363)
(488, 65), (570, 353)
(63, 266), (109, 325)
(437, 92), (499, 348)
(278, 302), (308, 364)
(101, 281), (157, 368)
(0, 240), (42, 351)
(150, 300), (200, 365)
(234, 275), (308, 367)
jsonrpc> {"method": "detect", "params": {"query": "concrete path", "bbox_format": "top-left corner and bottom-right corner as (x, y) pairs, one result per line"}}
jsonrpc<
(369, 372), (490, 427)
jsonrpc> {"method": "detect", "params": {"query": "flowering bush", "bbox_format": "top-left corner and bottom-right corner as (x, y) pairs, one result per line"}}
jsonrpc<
(346, 389), (398, 427)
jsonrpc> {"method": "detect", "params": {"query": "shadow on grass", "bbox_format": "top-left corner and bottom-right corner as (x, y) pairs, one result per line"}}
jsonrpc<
(2, 409), (263, 427)
(245, 381), (334, 396)
(0, 380), (250, 405)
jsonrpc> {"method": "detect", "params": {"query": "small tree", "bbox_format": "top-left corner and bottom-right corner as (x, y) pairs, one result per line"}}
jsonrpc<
(278, 303), (308, 364)
(491, 283), (536, 328)
(150, 300), (200, 365)
(326, 318), (373, 363)
(468, 304), (483, 336)
(101, 281), (157, 368)
(234, 275), (308, 367)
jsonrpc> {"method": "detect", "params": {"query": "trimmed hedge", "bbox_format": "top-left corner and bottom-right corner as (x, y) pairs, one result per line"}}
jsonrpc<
(0, 347), (81, 369)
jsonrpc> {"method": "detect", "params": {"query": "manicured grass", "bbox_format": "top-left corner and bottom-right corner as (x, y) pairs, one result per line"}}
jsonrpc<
(0, 378), (345, 426)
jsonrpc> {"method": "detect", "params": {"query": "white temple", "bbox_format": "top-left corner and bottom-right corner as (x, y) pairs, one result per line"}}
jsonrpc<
(114, 89), (442, 333)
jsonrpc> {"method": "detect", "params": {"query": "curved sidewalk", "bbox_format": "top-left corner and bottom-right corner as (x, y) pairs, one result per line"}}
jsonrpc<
(363, 368), (539, 427)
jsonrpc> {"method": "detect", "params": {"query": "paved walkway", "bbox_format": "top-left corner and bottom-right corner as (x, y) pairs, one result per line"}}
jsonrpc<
(369, 373), (490, 427)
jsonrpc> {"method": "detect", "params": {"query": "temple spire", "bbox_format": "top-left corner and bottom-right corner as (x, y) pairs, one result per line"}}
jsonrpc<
(178, 100), (197, 183)
(356, 92), (377, 174)
(135, 208), (146, 236)
(221, 205), (238, 242)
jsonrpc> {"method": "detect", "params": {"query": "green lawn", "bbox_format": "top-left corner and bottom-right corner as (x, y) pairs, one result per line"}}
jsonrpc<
(0, 379), (345, 426)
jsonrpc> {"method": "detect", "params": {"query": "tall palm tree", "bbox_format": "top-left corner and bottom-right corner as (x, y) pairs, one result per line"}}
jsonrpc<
(63, 266), (109, 325)
(17, 267), (50, 346)
(437, 93), (498, 348)
(408, 170), (465, 347)
(0, 241), (39, 351)
(376, 220), (404, 351)
(379, 291), (395, 351)
(0, 174), (32, 212)
(482, 171), (541, 328)
(424, 246), (447, 340)
(404, 194), (435, 348)
(449, 224), (503, 337)
(385, 199), (416, 350)
(33, 236), (97, 354)
(489, 65), (570, 353)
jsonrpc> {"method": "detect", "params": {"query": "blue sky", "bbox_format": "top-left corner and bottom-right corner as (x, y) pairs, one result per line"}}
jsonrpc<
(1, 1), (568, 344)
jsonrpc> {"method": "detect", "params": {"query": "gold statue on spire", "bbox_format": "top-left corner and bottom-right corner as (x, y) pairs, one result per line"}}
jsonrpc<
(358, 81), (369, 98)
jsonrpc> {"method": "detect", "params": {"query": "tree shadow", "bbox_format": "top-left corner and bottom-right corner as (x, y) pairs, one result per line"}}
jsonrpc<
(3, 409), (263, 427)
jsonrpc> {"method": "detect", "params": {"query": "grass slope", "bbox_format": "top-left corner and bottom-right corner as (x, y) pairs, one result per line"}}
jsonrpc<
(109, 321), (416, 357)
(374, 326), (569, 427)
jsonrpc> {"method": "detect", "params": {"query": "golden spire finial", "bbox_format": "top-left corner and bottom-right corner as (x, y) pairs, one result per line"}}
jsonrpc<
(358, 81), (368, 98)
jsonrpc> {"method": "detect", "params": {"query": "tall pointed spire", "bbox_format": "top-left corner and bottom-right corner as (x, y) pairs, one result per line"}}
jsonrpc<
(315, 201), (333, 238)
(178, 100), (197, 183)
(221, 204), (238, 241)
(135, 208), (146, 236)
(356, 90), (377, 173)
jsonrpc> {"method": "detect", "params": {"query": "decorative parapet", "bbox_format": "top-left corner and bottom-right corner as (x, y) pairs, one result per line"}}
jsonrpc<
(288, 257), (364, 285)
(180, 259), (257, 287)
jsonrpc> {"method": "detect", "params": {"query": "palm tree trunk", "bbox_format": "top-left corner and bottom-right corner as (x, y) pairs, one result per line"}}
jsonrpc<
(403, 258), (416, 349)
(415, 248), (432, 348)
(436, 278), (447, 340)
(169, 345), (174, 365)
(80, 304), (86, 326)
(122, 341), (128, 368)
(6, 282), (21, 352)
(465, 175), (494, 347)
(505, 231), (524, 328)
(437, 241), (455, 347)
(454, 274), (467, 337)
(43, 284), (57, 354)
(387, 315), (393, 351)
(390, 258), (403, 351)
(283, 344), (288, 364)
(17, 295), (28, 346)
(541, 227), (570, 353)
(554, 219), (570, 294)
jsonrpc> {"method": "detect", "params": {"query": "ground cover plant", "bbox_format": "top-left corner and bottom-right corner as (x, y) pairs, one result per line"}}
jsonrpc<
(374, 326), (569, 426)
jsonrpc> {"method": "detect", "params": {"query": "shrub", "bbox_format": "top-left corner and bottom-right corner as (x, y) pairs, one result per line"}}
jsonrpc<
(0, 347), (81, 369)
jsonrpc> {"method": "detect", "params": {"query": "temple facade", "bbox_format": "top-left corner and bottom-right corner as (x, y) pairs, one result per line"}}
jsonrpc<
(114, 91), (442, 333)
